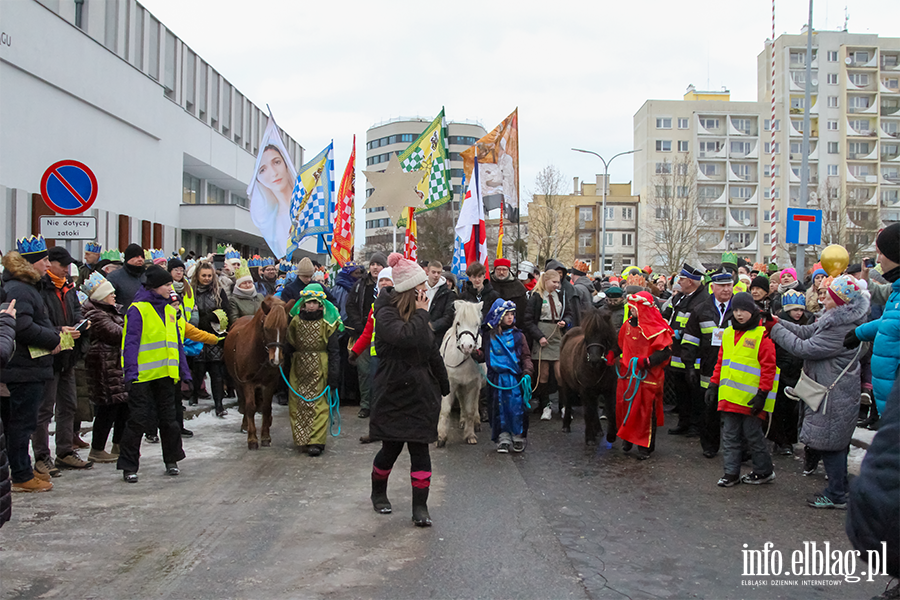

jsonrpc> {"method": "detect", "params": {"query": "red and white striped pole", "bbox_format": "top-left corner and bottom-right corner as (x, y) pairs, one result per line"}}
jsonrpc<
(770, 0), (778, 264)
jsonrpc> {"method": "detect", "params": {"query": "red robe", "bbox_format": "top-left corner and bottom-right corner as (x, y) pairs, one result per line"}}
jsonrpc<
(616, 318), (673, 448)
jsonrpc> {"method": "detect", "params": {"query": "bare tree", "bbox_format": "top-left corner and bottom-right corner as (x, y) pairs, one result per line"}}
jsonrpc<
(415, 205), (456, 264)
(526, 165), (575, 267)
(813, 178), (878, 262)
(641, 154), (699, 274)
(359, 228), (395, 258)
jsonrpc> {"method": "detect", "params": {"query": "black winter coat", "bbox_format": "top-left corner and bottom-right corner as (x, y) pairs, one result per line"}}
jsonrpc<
(345, 275), (377, 335)
(662, 285), (710, 367)
(105, 264), (144, 308)
(0, 253), (60, 384)
(281, 278), (338, 307)
(681, 295), (735, 383)
(0, 417), (9, 528)
(846, 379), (900, 577)
(82, 300), (128, 406)
(0, 311), (15, 367)
(428, 282), (456, 344)
(39, 274), (83, 372)
(370, 291), (450, 444)
(490, 274), (529, 330)
(191, 285), (231, 362)
(521, 288), (575, 345)
(459, 280), (500, 319)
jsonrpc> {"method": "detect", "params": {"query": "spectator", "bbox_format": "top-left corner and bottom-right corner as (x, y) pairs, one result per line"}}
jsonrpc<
(1, 299), (18, 522)
(424, 260), (456, 344)
(0, 238), (61, 493)
(346, 253), (387, 419)
(189, 260), (233, 417)
(255, 260), (279, 297)
(806, 268), (827, 315)
(106, 243), (145, 308)
(281, 257), (338, 306)
(568, 260), (594, 321)
(459, 261), (499, 320)
(228, 260), (263, 320)
(331, 261), (363, 321)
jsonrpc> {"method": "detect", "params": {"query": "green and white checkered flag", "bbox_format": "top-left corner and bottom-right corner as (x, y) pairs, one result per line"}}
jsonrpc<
(397, 108), (452, 216)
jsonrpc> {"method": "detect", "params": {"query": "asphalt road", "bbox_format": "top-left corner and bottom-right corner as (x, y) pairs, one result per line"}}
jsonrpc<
(0, 402), (891, 600)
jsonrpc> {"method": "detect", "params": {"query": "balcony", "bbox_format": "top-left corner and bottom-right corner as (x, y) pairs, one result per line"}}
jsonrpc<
(880, 79), (900, 94)
(882, 104), (900, 117)
(847, 186), (878, 206)
(882, 191), (900, 207)
(882, 54), (900, 71)
(847, 51), (878, 69)
(729, 117), (759, 137)
(846, 73), (877, 92)
(728, 164), (757, 182)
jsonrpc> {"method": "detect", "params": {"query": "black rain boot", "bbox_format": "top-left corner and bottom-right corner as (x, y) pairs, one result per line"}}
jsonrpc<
(411, 487), (432, 527)
(214, 398), (227, 418)
(371, 466), (392, 514)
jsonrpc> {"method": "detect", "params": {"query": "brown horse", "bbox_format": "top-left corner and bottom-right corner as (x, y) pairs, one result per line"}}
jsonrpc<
(559, 308), (619, 445)
(224, 296), (295, 450)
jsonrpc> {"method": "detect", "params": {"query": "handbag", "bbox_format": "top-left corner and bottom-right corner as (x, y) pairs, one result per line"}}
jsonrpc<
(785, 343), (866, 414)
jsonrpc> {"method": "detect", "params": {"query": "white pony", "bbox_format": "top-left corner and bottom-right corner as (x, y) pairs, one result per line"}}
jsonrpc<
(436, 300), (483, 447)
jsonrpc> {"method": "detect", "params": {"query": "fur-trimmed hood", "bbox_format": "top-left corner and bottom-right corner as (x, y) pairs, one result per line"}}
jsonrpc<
(1, 251), (42, 285)
(815, 291), (870, 330)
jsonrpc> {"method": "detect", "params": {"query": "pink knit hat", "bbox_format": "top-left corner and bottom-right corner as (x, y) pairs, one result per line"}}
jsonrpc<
(387, 252), (427, 292)
(781, 267), (798, 282)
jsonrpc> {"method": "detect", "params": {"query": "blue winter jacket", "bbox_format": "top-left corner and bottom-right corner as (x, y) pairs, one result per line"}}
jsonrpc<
(855, 277), (900, 414)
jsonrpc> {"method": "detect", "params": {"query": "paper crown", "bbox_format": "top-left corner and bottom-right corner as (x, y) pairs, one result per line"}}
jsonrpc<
(721, 252), (738, 266)
(143, 249), (152, 260)
(216, 244), (228, 254)
(828, 275), (863, 306)
(82, 272), (108, 296)
(100, 249), (124, 262)
(572, 259), (590, 275)
(261, 257), (275, 267)
(224, 246), (241, 260)
(275, 277), (286, 292)
(248, 256), (262, 268)
(780, 290), (806, 310)
(626, 273), (647, 288)
(16, 235), (48, 256)
(752, 262), (767, 273)
(279, 261), (293, 273)
(150, 249), (165, 261)
(85, 242), (102, 253)
(234, 259), (251, 281)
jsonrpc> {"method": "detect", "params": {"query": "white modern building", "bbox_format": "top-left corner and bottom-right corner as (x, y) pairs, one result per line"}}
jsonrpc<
(0, 0), (304, 257)
(363, 118), (486, 249)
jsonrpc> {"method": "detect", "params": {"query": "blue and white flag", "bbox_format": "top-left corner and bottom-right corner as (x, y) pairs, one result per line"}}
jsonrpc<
(286, 142), (335, 256)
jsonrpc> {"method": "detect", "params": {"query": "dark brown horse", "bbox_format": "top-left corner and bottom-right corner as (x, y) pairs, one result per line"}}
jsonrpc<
(224, 296), (295, 450)
(559, 308), (619, 445)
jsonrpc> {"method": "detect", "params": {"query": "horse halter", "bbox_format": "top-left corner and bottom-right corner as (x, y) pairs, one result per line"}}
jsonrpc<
(585, 342), (612, 365)
(442, 323), (482, 369)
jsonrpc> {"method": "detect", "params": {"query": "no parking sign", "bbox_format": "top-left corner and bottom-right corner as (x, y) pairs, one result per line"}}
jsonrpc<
(40, 160), (98, 215)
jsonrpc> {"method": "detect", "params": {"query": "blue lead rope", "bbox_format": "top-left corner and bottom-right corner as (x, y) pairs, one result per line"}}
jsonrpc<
(615, 357), (647, 427)
(279, 365), (341, 437)
(477, 365), (532, 410)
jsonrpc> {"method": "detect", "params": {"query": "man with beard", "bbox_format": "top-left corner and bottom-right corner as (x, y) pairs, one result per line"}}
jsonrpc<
(489, 258), (527, 330)
(106, 244), (146, 308)
(599, 286), (626, 336)
(662, 263), (710, 436)
(681, 269), (734, 458)
(255, 259), (279, 297)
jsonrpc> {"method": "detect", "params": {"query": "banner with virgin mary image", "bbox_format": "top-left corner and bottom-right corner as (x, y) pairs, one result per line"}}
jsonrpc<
(247, 113), (299, 258)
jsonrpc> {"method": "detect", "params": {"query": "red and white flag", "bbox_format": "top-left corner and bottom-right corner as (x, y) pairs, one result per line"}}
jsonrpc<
(454, 156), (488, 273)
(404, 206), (417, 260)
(331, 136), (355, 266)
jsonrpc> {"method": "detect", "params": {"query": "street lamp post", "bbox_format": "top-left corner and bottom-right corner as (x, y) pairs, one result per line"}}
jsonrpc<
(572, 148), (640, 276)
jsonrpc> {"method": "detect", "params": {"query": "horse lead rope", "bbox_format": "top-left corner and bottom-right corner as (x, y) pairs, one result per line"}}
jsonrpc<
(278, 365), (341, 437)
(616, 357), (647, 427)
(477, 366), (532, 410)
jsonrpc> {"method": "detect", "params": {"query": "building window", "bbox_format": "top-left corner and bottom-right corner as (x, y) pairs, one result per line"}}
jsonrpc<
(849, 142), (871, 157)
(104, 0), (118, 51)
(699, 141), (722, 156)
(678, 118), (689, 129)
(827, 73), (838, 85)
(221, 83), (232, 136)
(849, 73), (869, 87)
(764, 165), (780, 177)
(182, 173), (200, 204)
(578, 234), (592, 251)
(197, 62), (208, 120)
(678, 140), (689, 152)
(148, 16), (160, 80)
(163, 30), (177, 100)
(604, 233), (614, 246)
(234, 92), (244, 145)
(655, 207), (671, 220)
(655, 186), (672, 198)
(732, 186), (753, 199)
(827, 120), (838, 131)
(366, 218), (392, 229)
(656, 140), (672, 152)
(210, 70), (219, 128)
(579, 207), (593, 222)
(207, 182), (227, 205)
(732, 118), (752, 133)
(848, 96), (870, 110)
(621, 207), (634, 220)
(621, 233), (633, 247)
(853, 51), (869, 63)
(655, 161), (672, 174)
(885, 78), (900, 90)
(733, 164), (752, 180)
(699, 118), (719, 129)
(676, 186), (690, 198)
(791, 97), (806, 110)
(827, 50), (838, 62)
(731, 141), (751, 155)
(184, 49), (196, 114)
(827, 142), (839, 154)
(448, 136), (479, 146)
(827, 164), (838, 176)
(699, 163), (718, 176)
(656, 117), (672, 129)
(603, 207), (615, 221)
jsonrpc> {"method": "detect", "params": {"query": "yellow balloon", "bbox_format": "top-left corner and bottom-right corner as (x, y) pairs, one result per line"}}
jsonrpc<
(820, 244), (849, 277)
(179, 247), (186, 255)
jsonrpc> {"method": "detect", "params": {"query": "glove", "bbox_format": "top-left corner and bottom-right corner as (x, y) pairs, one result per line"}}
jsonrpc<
(705, 384), (718, 407)
(843, 330), (861, 349)
(348, 350), (359, 366)
(637, 357), (650, 370)
(750, 390), (767, 416)
(686, 368), (699, 390)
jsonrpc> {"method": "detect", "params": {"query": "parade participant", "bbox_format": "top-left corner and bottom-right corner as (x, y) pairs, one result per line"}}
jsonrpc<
(478, 299), (533, 453)
(681, 269), (734, 458)
(569, 260), (594, 320)
(0, 239), (61, 492)
(76, 241), (102, 285)
(118, 266), (189, 483)
(285, 283), (341, 456)
(331, 261), (363, 321)
(281, 257), (338, 306)
(350, 268), (392, 444)
(33, 246), (92, 471)
(460, 261), (499, 319)
(255, 258), (279, 297)
(189, 260), (234, 417)
(95, 249), (124, 276)
(546, 259), (580, 325)
(424, 260), (456, 344)
(77, 272), (128, 463)
(771, 267), (803, 313)
(491, 259), (527, 330)
(228, 259), (263, 320)
(806, 267), (827, 314)
(218, 247), (241, 295)
(616, 291), (673, 460)
(663, 264), (709, 436)
(749, 275), (771, 308)
(106, 243), (145, 308)
(368, 253), (448, 527)
(770, 276), (869, 507)
(766, 290), (814, 456)
(522, 269), (573, 421)
(599, 287), (626, 335)
(845, 224), (900, 417)
(1, 300), (16, 520)
(517, 260), (537, 292)
(346, 252), (387, 419)
(707, 292), (777, 487)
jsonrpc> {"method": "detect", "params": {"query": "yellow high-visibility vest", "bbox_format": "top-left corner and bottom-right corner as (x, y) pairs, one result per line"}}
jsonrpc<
(370, 316), (377, 357)
(719, 325), (778, 412)
(124, 301), (182, 382)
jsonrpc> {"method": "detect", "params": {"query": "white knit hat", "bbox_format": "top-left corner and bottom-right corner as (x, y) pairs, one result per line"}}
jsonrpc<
(387, 252), (427, 292)
(377, 267), (393, 284)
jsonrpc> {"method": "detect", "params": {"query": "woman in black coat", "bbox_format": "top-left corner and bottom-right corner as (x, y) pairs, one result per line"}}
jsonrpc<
(188, 261), (233, 416)
(368, 253), (449, 527)
(1, 299), (17, 526)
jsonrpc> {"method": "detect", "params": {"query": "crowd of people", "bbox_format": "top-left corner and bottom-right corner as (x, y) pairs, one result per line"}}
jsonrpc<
(0, 225), (897, 574)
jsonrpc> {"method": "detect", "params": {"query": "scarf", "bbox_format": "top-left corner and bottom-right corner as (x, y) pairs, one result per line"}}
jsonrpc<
(626, 291), (673, 340)
(333, 270), (357, 292)
(125, 263), (144, 277)
(232, 284), (256, 299)
(777, 280), (800, 294)
(47, 270), (67, 289)
(883, 265), (900, 284)
(172, 280), (185, 295)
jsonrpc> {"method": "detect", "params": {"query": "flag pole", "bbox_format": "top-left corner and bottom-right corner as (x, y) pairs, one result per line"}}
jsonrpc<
(515, 108), (521, 272)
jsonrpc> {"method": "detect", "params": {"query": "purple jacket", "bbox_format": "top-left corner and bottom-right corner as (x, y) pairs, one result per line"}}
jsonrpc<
(122, 287), (191, 384)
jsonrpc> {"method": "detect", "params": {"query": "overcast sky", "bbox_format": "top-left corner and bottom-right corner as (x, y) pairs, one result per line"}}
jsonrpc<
(143, 0), (897, 222)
